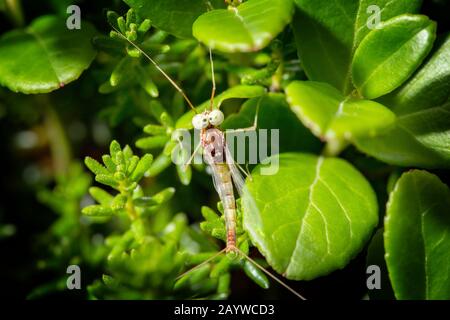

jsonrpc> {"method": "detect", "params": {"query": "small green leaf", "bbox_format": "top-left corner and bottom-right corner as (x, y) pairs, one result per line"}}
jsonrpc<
(89, 187), (113, 206)
(133, 197), (158, 207)
(102, 155), (116, 172)
(385, 170), (450, 299)
(243, 260), (269, 289)
(110, 56), (135, 87)
(85, 157), (110, 176)
(130, 154), (153, 182)
(176, 164), (192, 186)
(193, 0), (294, 52)
(201, 206), (220, 222)
(352, 15), (436, 99)
(147, 153), (172, 177)
(0, 15), (97, 94)
(135, 136), (169, 149)
(152, 187), (176, 204)
(82, 205), (114, 217)
(242, 153), (378, 280)
(95, 174), (119, 189)
(109, 140), (122, 160)
(143, 124), (166, 135)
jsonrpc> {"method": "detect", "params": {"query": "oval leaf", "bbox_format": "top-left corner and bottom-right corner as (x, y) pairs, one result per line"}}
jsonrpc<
(193, 0), (294, 52)
(352, 14), (436, 99)
(293, 0), (422, 93)
(285, 81), (395, 141)
(385, 170), (450, 299)
(382, 34), (450, 115)
(242, 153), (378, 280)
(0, 15), (97, 94)
(355, 102), (450, 168)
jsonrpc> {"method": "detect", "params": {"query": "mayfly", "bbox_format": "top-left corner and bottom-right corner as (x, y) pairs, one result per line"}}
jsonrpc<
(111, 24), (306, 300)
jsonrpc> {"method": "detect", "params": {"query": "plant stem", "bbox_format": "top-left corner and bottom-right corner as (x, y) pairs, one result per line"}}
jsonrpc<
(5, 0), (25, 27)
(38, 95), (72, 176)
(322, 139), (349, 157)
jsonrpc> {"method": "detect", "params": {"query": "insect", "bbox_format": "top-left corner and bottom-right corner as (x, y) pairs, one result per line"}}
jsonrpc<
(111, 24), (306, 300)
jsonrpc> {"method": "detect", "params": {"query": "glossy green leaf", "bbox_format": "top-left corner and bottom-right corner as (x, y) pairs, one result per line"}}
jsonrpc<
(242, 153), (378, 280)
(285, 81), (395, 141)
(0, 15), (97, 94)
(293, 0), (421, 93)
(385, 170), (450, 299)
(193, 0), (294, 52)
(123, 0), (225, 39)
(352, 14), (436, 99)
(382, 34), (450, 115)
(176, 85), (266, 129)
(222, 93), (322, 153)
(355, 33), (450, 168)
(355, 102), (450, 168)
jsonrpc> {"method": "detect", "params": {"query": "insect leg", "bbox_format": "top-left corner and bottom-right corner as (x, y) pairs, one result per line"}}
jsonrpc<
(226, 96), (262, 134)
(183, 142), (202, 170)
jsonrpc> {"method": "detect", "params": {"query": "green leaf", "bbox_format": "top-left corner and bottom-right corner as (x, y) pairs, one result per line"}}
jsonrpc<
(293, 0), (421, 93)
(147, 153), (172, 177)
(89, 187), (113, 206)
(355, 102), (450, 168)
(352, 14), (436, 99)
(85, 157), (109, 176)
(242, 153), (378, 280)
(222, 93), (322, 153)
(130, 154), (153, 182)
(82, 205), (114, 217)
(0, 15), (97, 94)
(243, 260), (269, 289)
(381, 34), (450, 115)
(355, 35), (450, 168)
(385, 170), (450, 299)
(193, 0), (294, 53)
(123, 0), (225, 39)
(176, 85), (266, 129)
(135, 136), (169, 149)
(285, 81), (395, 141)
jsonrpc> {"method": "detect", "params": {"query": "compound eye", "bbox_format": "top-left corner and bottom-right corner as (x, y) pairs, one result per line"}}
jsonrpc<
(208, 109), (224, 126)
(192, 113), (209, 130)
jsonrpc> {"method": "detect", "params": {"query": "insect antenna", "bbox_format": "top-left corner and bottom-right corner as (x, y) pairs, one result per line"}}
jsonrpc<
(110, 25), (197, 113)
(175, 248), (227, 281)
(208, 47), (216, 111)
(235, 247), (307, 300)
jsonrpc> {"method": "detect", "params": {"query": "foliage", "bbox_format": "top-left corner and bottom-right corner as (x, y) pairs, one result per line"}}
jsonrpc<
(0, 0), (449, 300)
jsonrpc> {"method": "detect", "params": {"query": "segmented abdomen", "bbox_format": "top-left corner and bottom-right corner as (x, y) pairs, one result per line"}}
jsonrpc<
(214, 163), (237, 251)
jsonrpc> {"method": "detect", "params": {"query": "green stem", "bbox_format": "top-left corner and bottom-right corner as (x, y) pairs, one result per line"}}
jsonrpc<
(38, 95), (72, 176)
(322, 138), (349, 157)
(126, 195), (138, 220)
(5, 0), (25, 27)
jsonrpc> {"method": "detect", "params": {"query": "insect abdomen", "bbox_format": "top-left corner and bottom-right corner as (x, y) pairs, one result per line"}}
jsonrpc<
(215, 163), (237, 251)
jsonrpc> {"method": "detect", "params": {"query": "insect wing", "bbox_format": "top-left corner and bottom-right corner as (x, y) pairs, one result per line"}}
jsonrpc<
(224, 142), (246, 198)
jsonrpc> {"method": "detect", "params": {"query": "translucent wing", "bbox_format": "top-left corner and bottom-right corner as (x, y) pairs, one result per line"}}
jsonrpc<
(224, 142), (246, 198)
